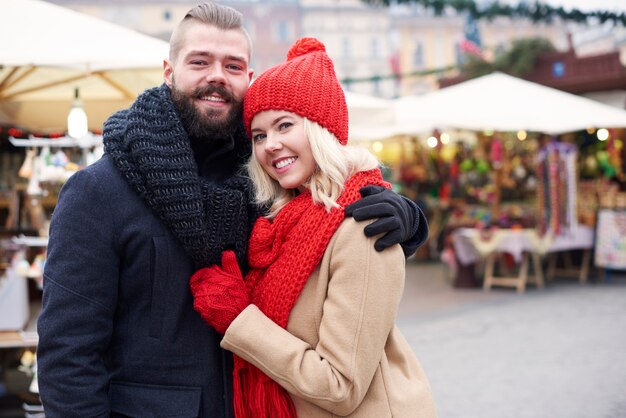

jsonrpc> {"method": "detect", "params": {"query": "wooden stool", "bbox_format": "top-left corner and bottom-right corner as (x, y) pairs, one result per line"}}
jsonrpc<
(483, 251), (545, 293)
(546, 249), (591, 284)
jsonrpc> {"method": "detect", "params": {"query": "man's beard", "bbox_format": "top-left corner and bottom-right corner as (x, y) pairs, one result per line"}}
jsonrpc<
(171, 80), (243, 143)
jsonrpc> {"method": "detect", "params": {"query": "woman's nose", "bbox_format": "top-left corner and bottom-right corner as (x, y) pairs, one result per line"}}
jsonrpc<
(265, 133), (282, 152)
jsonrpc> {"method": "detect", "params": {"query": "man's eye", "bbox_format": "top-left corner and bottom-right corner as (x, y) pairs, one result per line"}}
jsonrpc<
(190, 60), (206, 65)
(227, 64), (243, 71)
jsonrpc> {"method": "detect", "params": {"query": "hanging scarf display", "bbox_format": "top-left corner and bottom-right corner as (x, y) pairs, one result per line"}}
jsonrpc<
(564, 150), (578, 230)
(548, 150), (561, 233)
(231, 169), (390, 418)
(536, 155), (546, 233)
(537, 142), (577, 236)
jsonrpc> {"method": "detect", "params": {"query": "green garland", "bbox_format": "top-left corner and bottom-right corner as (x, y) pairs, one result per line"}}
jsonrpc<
(341, 64), (457, 84)
(362, 0), (626, 26)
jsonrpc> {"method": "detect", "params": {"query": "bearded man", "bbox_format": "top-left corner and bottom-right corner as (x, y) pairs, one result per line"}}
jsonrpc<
(36, 2), (426, 418)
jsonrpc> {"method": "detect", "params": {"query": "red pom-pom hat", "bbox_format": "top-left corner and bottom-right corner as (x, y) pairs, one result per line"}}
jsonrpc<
(244, 37), (349, 145)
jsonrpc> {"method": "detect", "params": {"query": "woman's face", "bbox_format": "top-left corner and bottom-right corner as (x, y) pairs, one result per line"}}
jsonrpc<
(251, 110), (316, 191)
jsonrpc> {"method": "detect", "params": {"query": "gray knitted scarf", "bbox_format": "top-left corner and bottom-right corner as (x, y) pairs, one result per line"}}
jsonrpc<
(103, 84), (254, 268)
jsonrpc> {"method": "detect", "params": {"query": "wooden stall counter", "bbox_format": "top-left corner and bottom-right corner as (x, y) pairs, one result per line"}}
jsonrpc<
(452, 225), (595, 293)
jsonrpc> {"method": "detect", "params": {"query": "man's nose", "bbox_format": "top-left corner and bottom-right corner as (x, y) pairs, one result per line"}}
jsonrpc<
(205, 65), (226, 84)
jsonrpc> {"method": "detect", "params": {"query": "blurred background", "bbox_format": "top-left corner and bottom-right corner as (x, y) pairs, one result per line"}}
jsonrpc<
(1, 1), (626, 417)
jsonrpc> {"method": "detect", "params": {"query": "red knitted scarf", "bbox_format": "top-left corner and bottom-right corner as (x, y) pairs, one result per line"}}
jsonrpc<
(231, 169), (389, 418)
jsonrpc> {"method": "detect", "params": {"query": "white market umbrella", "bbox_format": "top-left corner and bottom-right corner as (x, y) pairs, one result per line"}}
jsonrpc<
(394, 72), (626, 135)
(345, 91), (399, 141)
(393, 95), (438, 135)
(0, 0), (168, 131)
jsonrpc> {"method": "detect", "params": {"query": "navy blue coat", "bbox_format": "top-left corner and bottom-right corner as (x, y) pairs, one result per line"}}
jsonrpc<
(37, 155), (233, 417)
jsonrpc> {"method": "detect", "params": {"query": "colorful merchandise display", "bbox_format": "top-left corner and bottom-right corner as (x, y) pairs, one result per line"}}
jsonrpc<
(594, 209), (626, 269)
(536, 142), (578, 235)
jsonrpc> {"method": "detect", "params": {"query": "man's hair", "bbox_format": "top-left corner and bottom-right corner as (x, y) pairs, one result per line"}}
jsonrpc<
(169, 1), (252, 62)
(246, 118), (379, 219)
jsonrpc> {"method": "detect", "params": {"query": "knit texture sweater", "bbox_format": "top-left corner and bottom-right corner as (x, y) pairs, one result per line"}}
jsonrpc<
(103, 84), (256, 268)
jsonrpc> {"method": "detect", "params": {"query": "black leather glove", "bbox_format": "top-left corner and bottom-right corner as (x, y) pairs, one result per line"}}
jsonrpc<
(345, 186), (428, 256)
(397, 199), (429, 257)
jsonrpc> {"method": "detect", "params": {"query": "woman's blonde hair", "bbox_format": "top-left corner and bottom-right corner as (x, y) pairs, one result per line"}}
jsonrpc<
(246, 118), (379, 218)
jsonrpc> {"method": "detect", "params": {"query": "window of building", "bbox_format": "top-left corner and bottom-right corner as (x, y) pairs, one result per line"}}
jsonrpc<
(371, 38), (379, 59)
(495, 43), (506, 56)
(552, 61), (565, 77)
(455, 43), (464, 65)
(274, 20), (291, 43)
(244, 21), (256, 42)
(413, 42), (424, 66)
(372, 76), (381, 96)
(342, 37), (352, 59)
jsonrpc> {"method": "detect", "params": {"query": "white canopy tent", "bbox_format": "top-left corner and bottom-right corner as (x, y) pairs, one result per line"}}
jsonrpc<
(394, 72), (626, 135)
(0, 0), (168, 131)
(345, 91), (399, 141)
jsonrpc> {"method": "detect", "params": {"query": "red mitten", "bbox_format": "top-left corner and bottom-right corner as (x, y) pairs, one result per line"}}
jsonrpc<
(190, 251), (250, 334)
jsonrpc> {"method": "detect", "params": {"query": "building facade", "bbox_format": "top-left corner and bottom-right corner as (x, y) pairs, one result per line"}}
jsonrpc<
(48, 0), (601, 100)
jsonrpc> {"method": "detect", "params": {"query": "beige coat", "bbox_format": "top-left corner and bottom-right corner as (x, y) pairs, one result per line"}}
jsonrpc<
(222, 218), (437, 417)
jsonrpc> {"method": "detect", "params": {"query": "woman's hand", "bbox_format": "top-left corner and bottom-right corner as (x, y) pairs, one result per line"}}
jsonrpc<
(190, 250), (250, 334)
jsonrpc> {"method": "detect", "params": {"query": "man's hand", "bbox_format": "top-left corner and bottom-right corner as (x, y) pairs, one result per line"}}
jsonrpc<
(345, 185), (428, 255)
(190, 251), (250, 334)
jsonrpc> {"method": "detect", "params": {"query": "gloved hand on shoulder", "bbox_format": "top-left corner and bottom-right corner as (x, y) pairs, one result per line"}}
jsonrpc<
(190, 250), (250, 334)
(345, 185), (428, 256)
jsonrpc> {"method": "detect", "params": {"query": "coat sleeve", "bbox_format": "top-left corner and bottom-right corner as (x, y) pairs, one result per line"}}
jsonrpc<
(221, 219), (406, 416)
(37, 166), (120, 418)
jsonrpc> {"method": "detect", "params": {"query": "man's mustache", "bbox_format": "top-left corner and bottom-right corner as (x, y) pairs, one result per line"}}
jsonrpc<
(193, 85), (235, 103)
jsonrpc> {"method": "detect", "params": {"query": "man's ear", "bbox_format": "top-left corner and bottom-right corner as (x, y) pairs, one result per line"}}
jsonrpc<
(248, 68), (254, 83)
(163, 59), (173, 87)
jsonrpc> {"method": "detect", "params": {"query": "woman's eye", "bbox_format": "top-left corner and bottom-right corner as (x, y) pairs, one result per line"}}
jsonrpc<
(252, 133), (266, 142)
(278, 122), (293, 130)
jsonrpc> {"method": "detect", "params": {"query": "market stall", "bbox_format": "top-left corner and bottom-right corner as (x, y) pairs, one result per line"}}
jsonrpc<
(0, 0), (169, 231)
(393, 72), (626, 135)
(0, 0), (168, 132)
(0, 2), (169, 409)
(367, 73), (626, 286)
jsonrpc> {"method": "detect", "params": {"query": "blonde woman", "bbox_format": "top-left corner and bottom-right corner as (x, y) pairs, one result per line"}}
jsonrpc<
(190, 37), (435, 418)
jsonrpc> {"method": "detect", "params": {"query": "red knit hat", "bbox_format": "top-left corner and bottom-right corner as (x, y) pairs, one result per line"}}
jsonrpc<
(244, 37), (349, 145)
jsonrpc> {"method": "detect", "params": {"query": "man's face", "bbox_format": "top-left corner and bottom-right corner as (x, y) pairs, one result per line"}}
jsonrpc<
(164, 23), (253, 139)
